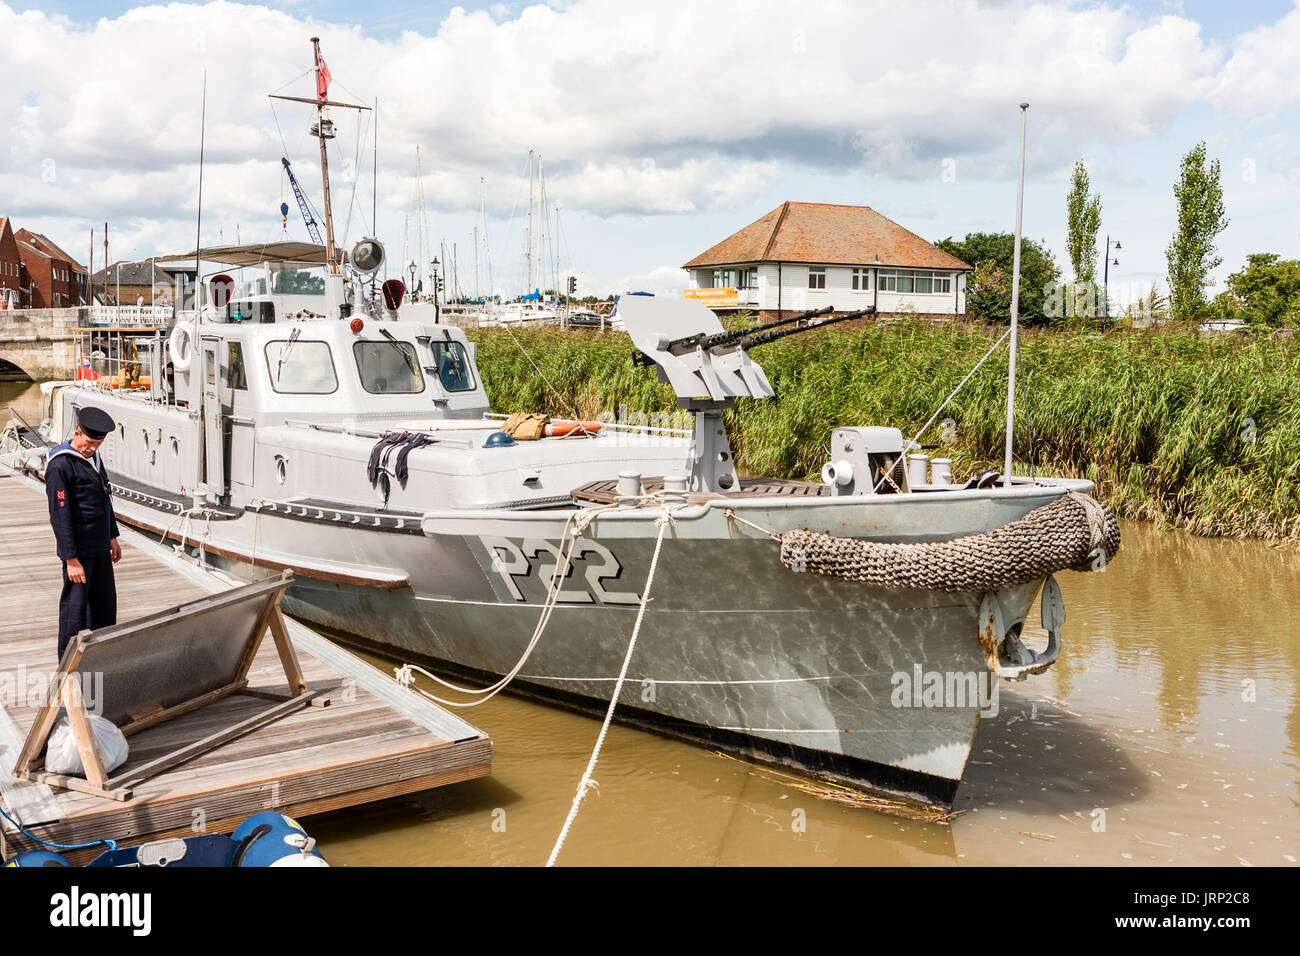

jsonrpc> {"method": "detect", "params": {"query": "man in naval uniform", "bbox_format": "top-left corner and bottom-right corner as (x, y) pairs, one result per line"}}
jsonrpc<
(46, 406), (121, 661)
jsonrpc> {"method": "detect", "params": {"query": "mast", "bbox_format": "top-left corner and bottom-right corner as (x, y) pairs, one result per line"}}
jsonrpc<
(525, 149), (534, 292)
(310, 38), (339, 274)
(416, 146), (424, 297)
(1004, 103), (1029, 487)
(538, 156), (547, 297)
(88, 228), (93, 306)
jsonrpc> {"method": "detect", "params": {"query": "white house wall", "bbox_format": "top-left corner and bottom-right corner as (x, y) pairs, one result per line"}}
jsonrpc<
(691, 265), (966, 315)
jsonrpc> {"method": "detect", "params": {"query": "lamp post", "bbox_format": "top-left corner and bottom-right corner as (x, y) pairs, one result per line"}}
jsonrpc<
(407, 261), (417, 303)
(430, 257), (440, 324)
(1102, 236), (1121, 319)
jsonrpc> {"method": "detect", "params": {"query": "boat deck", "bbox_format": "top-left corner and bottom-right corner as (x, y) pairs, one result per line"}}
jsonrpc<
(570, 475), (830, 505)
(0, 470), (492, 863)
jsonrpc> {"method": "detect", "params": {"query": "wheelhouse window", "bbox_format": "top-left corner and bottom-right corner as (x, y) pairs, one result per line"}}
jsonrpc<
(354, 341), (425, 394)
(808, 266), (826, 290)
(852, 268), (871, 291)
(427, 341), (476, 393)
(264, 340), (338, 394)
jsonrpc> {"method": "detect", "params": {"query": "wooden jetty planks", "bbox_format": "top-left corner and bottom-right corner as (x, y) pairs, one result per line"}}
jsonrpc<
(0, 470), (491, 859)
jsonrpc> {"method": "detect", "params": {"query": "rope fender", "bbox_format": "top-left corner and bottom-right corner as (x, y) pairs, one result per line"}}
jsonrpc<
(778, 491), (1120, 593)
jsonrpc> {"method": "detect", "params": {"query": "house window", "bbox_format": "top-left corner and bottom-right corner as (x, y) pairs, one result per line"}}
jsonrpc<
(852, 268), (871, 291)
(808, 266), (826, 290)
(738, 268), (757, 289)
(879, 269), (950, 294)
(711, 269), (735, 288)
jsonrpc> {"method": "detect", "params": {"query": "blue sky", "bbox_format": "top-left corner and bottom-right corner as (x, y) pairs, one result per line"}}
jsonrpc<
(3, 0), (1299, 300)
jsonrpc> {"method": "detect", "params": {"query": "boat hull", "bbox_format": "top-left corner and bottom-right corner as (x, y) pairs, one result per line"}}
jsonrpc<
(108, 486), (1075, 805)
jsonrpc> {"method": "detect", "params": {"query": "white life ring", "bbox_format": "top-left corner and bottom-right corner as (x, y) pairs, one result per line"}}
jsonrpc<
(168, 320), (194, 372)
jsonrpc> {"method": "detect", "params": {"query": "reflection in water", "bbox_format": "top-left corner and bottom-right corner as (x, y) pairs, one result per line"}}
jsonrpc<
(0, 380), (45, 427)
(307, 521), (1298, 867)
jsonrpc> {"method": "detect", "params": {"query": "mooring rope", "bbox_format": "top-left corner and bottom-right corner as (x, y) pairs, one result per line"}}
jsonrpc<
(546, 506), (675, 867)
(0, 802), (117, 856)
(393, 500), (621, 707)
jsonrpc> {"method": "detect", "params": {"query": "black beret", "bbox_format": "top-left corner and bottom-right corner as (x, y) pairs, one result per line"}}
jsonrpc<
(76, 406), (115, 440)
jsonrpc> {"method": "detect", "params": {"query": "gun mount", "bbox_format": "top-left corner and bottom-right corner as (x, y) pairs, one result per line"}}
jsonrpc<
(615, 296), (876, 493)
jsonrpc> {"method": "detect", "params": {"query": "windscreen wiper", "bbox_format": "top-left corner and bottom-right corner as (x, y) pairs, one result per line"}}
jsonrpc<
(378, 327), (419, 375)
(275, 326), (302, 380)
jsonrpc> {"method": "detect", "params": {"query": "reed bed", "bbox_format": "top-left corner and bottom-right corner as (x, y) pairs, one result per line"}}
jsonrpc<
(469, 321), (1300, 541)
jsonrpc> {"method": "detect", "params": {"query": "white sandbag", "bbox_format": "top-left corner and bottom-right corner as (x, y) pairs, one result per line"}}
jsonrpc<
(45, 714), (129, 777)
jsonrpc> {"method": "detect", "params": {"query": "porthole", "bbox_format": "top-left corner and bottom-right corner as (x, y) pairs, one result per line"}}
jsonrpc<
(142, 429), (150, 449)
(274, 455), (287, 485)
(376, 472), (391, 506)
(170, 437), (179, 457)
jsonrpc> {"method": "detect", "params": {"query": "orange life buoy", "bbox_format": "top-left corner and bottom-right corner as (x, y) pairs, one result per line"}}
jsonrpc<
(544, 420), (602, 437)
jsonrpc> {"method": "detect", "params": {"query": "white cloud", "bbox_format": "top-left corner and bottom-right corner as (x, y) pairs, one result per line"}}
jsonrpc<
(1209, 4), (1300, 118)
(0, 0), (1292, 279)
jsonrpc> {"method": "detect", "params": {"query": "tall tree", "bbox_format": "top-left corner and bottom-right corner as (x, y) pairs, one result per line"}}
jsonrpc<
(1065, 160), (1101, 286)
(935, 232), (1060, 325)
(1165, 142), (1229, 321)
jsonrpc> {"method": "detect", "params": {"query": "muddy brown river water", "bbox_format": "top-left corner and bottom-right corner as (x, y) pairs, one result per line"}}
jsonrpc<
(5, 379), (1297, 865)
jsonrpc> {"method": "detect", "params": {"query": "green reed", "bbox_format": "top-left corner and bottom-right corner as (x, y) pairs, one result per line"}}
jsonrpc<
(469, 322), (1300, 540)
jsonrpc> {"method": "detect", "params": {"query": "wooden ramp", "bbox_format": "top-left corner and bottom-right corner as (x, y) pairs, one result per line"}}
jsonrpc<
(0, 470), (491, 863)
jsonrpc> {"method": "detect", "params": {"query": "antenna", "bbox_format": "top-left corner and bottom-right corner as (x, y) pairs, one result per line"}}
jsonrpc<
(195, 71), (207, 312)
(1004, 102), (1029, 486)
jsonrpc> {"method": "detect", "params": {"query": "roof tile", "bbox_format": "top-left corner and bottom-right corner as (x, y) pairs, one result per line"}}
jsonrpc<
(683, 201), (971, 271)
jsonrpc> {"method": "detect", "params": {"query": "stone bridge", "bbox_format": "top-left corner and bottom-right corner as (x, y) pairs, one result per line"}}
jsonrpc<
(0, 306), (171, 380)
(0, 307), (86, 380)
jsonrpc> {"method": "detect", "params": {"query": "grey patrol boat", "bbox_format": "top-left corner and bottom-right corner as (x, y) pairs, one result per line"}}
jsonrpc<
(10, 279), (1114, 806)
(4, 46), (1119, 805)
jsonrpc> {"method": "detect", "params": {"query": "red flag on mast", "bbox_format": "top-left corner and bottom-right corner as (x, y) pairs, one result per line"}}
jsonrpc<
(316, 55), (332, 100)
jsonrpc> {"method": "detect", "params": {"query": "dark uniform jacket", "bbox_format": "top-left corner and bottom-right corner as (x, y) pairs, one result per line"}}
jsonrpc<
(46, 443), (120, 561)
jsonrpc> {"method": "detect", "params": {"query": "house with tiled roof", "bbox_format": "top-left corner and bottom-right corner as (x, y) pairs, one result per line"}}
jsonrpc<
(15, 228), (88, 307)
(92, 260), (175, 306)
(682, 201), (972, 319)
(0, 218), (21, 308)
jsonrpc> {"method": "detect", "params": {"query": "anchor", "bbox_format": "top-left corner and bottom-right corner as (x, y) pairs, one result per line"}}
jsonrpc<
(978, 575), (1065, 680)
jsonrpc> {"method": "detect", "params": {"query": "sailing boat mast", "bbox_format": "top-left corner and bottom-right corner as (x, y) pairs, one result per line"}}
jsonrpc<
(538, 157), (547, 296)
(525, 149), (535, 292)
(416, 146), (425, 298)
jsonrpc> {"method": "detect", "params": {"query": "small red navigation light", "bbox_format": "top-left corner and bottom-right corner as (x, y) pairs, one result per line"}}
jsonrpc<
(349, 317), (365, 334)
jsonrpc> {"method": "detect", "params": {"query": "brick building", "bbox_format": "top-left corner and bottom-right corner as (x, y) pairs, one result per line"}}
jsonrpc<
(682, 201), (972, 320)
(0, 217), (21, 308)
(15, 228), (88, 308)
(92, 261), (174, 306)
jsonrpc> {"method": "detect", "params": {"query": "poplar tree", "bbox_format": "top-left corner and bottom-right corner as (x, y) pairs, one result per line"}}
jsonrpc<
(1065, 161), (1101, 288)
(1166, 142), (1229, 321)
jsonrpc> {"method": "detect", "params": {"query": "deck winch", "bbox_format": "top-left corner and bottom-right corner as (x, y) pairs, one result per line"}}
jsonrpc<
(821, 426), (907, 495)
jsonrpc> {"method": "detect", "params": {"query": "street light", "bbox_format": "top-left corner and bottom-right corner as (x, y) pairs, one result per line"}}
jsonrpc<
(430, 257), (440, 323)
(1103, 237), (1121, 319)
